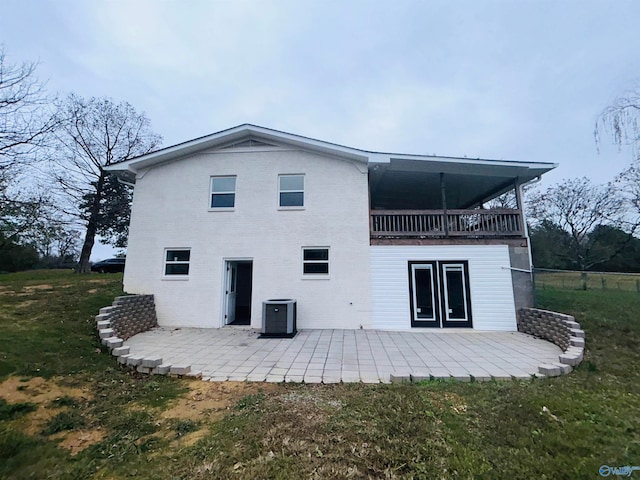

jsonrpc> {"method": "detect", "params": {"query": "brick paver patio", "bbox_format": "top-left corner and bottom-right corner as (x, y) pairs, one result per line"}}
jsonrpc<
(123, 328), (562, 383)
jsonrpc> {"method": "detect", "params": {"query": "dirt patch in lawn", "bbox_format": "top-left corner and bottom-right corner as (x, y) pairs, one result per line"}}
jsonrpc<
(0, 376), (90, 406)
(172, 428), (210, 449)
(162, 381), (278, 422)
(0, 376), (94, 439)
(22, 284), (55, 292)
(15, 300), (38, 308)
(53, 428), (107, 456)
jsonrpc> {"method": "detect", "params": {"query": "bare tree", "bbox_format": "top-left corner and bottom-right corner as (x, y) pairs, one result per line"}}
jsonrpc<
(51, 94), (161, 273)
(527, 177), (629, 270)
(597, 86), (640, 233)
(596, 87), (640, 159)
(0, 47), (57, 176)
(0, 47), (59, 254)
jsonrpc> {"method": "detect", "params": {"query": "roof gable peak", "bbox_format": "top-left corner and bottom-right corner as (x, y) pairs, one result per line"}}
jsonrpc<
(220, 136), (279, 149)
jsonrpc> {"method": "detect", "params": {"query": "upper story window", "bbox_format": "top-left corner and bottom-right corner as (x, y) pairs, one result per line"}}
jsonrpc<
(279, 174), (304, 207)
(302, 247), (329, 275)
(165, 249), (190, 276)
(210, 176), (236, 208)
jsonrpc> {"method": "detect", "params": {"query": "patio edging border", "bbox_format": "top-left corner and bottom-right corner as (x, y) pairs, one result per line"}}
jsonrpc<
(95, 302), (585, 382)
(517, 308), (585, 377)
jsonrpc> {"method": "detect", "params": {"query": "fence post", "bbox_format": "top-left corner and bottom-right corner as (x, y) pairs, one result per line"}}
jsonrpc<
(580, 272), (587, 291)
(636, 279), (640, 293)
(602, 277), (607, 290)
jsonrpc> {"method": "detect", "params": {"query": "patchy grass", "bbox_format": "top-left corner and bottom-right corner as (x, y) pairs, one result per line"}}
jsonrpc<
(0, 271), (639, 479)
(42, 409), (86, 435)
(0, 270), (123, 379)
(0, 398), (37, 421)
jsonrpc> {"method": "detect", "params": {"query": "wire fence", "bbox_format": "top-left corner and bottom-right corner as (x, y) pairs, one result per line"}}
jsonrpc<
(534, 268), (640, 292)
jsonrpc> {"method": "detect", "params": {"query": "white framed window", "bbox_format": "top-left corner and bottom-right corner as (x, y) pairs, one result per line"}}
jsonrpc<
(164, 249), (190, 276)
(279, 174), (304, 207)
(210, 176), (236, 209)
(302, 247), (329, 276)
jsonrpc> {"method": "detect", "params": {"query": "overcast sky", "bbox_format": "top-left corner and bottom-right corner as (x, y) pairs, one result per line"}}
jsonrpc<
(2, 0), (639, 259)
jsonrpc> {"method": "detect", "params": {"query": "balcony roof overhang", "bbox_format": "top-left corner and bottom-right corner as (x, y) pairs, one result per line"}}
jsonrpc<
(369, 156), (556, 210)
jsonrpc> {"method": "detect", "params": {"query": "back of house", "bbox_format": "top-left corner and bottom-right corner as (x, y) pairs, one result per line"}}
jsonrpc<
(106, 124), (556, 332)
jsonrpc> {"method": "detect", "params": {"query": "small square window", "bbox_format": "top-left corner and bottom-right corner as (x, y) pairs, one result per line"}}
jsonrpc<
(279, 174), (304, 207)
(211, 176), (236, 208)
(303, 247), (329, 275)
(165, 249), (190, 276)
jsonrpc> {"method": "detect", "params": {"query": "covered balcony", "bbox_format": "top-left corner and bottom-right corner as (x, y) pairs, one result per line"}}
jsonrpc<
(368, 154), (554, 242)
(370, 208), (524, 238)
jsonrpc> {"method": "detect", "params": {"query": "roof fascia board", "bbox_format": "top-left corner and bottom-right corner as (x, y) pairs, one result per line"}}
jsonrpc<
(104, 123), (557, 177)
(105, 124), (370, 173)
(370, 153), (557, 171)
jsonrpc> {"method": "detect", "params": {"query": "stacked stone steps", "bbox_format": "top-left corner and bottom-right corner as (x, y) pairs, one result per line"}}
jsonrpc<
(95, 295), (158, 342)
(95, 310), (193, 376)
(96, 313), (125, 350)
(95, 295), (196, 375)
(517, 308), (586, 378)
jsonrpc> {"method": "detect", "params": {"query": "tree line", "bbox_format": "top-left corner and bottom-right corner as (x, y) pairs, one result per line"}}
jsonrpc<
(528, 89), (640, 272)
(0, 47), (161, 273)
(2, 46), (640, 273)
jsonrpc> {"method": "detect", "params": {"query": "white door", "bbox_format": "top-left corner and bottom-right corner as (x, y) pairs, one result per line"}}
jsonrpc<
(225, 262), (237, 324)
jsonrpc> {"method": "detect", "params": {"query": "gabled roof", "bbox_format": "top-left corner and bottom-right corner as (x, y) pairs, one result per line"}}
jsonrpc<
(105, 123), (557, 185)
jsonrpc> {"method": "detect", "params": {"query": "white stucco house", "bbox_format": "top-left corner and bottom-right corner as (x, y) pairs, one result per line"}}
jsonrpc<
(106, 124), (556, 332)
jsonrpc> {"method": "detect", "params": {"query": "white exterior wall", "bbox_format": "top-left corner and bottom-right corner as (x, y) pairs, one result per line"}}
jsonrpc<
(123, 147), (372, 330)
(370, 244), (517, 331)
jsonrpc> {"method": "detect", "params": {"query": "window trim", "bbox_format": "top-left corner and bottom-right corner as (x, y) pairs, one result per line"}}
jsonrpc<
(209, 175), (236, 211)
(302, 246), (330, 279)
(163, 248), (191, 280)
(278, 174), (305, 209)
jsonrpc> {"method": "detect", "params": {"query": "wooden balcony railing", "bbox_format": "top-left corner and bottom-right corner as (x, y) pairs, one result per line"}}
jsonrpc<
(370, 209), (524, 238)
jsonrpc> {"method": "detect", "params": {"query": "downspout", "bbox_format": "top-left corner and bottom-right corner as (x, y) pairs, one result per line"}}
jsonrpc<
(520, 174), (542, 249)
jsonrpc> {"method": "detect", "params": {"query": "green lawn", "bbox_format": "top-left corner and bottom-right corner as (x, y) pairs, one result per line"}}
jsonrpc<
(0, 271), (638, 479)
(535, 269), (640, 292)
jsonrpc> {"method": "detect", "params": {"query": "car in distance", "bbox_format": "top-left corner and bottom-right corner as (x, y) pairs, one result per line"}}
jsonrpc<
(91, 258), (126, 273)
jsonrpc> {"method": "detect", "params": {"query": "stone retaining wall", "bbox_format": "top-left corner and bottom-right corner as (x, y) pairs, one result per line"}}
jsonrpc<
(517, 307), (586, 377)
(96, 295), (157, 341)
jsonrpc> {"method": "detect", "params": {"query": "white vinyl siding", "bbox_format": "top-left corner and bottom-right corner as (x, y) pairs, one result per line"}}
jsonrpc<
(371, 245), (516, 331)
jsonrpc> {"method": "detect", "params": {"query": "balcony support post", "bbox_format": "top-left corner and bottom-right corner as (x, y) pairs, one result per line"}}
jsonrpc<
(440, 173), (449, 237)
(514, 178), (523, 211)
(514, 178), (524, 234)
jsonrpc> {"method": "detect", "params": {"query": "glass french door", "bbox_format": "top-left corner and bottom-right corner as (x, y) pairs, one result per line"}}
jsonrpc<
(409, 262), (439, 327)
(409, 261), (472, 328)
